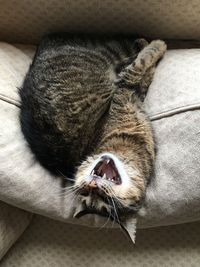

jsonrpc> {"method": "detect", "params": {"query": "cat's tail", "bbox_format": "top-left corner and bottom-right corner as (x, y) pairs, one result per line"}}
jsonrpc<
(117, 40), (167, 100)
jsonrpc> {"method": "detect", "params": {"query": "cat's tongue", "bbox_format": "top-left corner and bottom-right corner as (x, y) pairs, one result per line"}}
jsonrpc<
(91, 156), (121, 185)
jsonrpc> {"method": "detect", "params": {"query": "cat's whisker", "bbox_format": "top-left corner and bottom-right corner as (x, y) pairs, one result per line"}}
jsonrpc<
(51, 183), (73, 190)
(111, 211), (116, 228)
(60, 185), (77, 190)
(110, 196), (121, 226)
(52, 181), (75, 191)
(97, 181), (124, 215)
(106, 193), (124, 233)
(55, 180), (86, 196)
(99, 215), (111, 231)
(57, 170), (75, 182)
(55, 190), (77, 199)
(97, 197), (112, 231)
(54, 185), (79, 195)
(54, 185), (81, 198)
(105, 198), (116, 228)
(55, 190), (76, 197)
(61, 185), (78, 191)
(99, 180), (124, 208)
(68, 191), (80, 210)
(107, 184), (125, 208)
(58, 185), (85, 198)
(109, 199), (127, 238)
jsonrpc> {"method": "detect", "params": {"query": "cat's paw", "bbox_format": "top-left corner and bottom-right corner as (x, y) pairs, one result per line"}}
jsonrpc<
(146, 40), (167, 63)
(126, 39), (167, 76)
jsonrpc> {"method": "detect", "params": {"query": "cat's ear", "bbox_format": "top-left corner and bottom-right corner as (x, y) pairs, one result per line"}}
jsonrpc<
(121, 216), (137, 244)
(120, 206), (148, 243)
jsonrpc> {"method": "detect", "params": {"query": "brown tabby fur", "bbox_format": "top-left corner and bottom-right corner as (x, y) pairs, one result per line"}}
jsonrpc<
(20, 34), (166, 221)
(75, 40), (166, 218)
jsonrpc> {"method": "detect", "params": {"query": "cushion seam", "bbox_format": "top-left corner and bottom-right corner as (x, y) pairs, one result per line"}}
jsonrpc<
(0, 94), (20, 107)
(1, 94), (200, 120)
(149, 102), (200, 121)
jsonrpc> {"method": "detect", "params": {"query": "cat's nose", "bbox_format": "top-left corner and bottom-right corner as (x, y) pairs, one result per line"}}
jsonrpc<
(88, 179), (97, 189)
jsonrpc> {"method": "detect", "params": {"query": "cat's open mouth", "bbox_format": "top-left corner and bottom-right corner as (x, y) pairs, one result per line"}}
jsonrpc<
(90, 156), (122, 185)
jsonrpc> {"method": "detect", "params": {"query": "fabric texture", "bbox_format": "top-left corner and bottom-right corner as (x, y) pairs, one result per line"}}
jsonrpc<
(2, 1), (200, 44)
(0, 201), (32, 260)
(0, 43), (200, 231)
(0, 44), (34, 260)
(1, 215), (200, 267)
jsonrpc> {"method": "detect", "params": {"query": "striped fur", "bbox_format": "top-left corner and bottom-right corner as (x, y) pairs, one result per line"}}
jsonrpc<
(20, 34), (166, 219)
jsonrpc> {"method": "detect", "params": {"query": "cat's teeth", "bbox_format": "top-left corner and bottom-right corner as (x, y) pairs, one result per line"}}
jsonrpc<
(106, 159), (110, 164)
(91, 170), (94, 175)
(103, 174), (106, 179)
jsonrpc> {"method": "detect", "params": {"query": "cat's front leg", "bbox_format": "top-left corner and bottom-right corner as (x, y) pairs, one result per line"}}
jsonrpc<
(116, 40), (167, 100)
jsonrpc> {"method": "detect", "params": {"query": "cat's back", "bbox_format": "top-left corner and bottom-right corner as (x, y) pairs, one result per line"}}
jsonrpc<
(22, 33), (124, 126)
(20, 33), (139, 176)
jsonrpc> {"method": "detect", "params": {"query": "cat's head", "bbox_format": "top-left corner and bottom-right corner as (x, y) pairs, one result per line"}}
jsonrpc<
(74, 152), (146, 220)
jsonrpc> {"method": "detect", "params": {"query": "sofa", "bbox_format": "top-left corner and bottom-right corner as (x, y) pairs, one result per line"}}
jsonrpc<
(1, 1), (200, 266)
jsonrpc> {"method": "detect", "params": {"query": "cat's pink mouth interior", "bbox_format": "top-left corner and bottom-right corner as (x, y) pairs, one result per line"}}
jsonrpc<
(90, 156), (122, 185)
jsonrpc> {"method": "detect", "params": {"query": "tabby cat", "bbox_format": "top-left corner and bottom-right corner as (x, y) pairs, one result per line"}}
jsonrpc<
(20, 34), (166, 221)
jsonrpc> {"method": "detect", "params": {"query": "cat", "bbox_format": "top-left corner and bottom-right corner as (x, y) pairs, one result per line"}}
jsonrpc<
(20, 33), (166, 221)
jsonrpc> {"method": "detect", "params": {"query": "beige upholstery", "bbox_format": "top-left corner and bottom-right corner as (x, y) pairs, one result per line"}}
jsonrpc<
(0, 201), (32, 259)
(0, 1), (200, 265)
(1, 215), (200, 267)
(1, 0), (200, 44)
(1, 43), (200, 233)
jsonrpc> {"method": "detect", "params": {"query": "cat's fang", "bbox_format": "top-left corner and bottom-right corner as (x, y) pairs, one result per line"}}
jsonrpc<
(91, 155), (122, 185)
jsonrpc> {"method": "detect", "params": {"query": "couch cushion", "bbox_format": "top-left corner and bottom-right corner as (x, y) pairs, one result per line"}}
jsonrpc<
(1, 1), (200, 43)
(0, 201), (32, 260)
(0, 43), (200, 229)
(1, 215), (200, 267)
